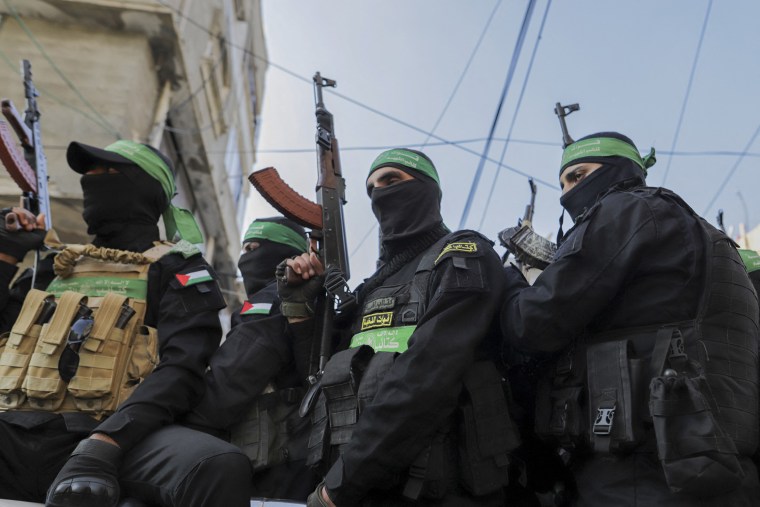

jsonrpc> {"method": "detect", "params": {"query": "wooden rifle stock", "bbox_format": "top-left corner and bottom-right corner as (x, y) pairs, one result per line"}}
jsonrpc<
(2, 99), (33, 149)
(0, 120), (36, 193)
(248, 167), (323, 230)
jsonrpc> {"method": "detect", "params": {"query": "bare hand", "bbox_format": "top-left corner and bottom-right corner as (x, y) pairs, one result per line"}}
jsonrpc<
(286, 251), (325, 280)
(5, 207), (45, 232)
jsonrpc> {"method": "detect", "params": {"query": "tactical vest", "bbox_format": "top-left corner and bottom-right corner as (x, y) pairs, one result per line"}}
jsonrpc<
(309, 232), (519, 499)
(0, 243), (166, 419)
(536, 190), (760, 458)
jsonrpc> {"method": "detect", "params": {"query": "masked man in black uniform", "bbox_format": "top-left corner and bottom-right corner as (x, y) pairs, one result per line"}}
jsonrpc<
(280, 148), (518, 506)
(183, 216), (319, 501)
(0, 140), (251, 506)
(501, 132), (760, 506)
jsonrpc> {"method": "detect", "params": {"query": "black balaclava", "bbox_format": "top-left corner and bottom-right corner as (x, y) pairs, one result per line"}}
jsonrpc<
(371, 175), (443, 258)
(238, 217), (307, 296)
(559, 132), (648, 223)
(81, 164), (168, 252)
(354, 149), (449, 305)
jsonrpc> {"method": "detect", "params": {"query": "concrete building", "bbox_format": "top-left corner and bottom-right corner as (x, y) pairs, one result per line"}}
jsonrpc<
(0, 0), (267, 303)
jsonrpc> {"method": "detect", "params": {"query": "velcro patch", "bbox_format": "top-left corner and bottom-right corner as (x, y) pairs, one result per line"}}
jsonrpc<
(435, 241), (478, 265)
(241, 301), (272, 315)
(175, 269), (213, 287)
(169, 240), (201, 259)
(363, 296), (396, 315)
(361, 311), (393, 331)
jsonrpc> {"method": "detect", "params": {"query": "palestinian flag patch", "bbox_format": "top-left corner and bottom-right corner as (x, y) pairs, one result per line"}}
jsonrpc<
(175, 269), (213, 287)
(241, 301), (273, 315)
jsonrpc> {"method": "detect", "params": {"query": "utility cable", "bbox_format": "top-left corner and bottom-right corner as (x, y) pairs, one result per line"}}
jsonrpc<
(458, 0), (537, 229)
(4, 0), (122, 139)
(660, 0), (713, 186)
(421, 0), (502, 148)
(153, 0), (556, 189)
(0, 47), (116, 135)
(478, 0), (552, 229)
(701, 121), (760, 216)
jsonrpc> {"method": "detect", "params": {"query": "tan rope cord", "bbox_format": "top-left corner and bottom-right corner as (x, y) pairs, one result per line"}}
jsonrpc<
(54, 245), (154, 278)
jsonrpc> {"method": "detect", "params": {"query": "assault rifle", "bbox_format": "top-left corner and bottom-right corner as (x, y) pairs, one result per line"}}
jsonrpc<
(249, 72), (353, 414)
(554, 102), (579, 148)
(498, 178), (556, 270)
(0, 60), (51, 231)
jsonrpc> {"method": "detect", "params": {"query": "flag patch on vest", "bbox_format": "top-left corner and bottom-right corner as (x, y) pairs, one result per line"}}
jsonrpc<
(241, 301), (272, 315)
(435, 241), (478, 264)
(361, 311), (393, 331)
(175, 269), (213, 287)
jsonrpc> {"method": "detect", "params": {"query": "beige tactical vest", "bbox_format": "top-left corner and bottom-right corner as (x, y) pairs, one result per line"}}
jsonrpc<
(0, 243), (169, 420)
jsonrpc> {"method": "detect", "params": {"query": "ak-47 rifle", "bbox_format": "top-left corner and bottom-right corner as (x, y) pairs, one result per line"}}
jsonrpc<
(249, 72), (353, 414)
(498, 178), (556, 270)
(0, 60), (51, 232)
(554, 102), (579, 148)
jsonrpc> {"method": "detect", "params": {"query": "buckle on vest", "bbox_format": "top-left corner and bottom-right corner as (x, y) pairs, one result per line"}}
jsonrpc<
(668, 331), (687, 362)
(593, 405), (616, 435)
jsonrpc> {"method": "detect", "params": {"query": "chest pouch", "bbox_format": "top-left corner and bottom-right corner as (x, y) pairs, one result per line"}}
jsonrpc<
(230, 386), (308, 472)
(457, 361), (519, 496)
(0, 289), (56, 409)
(534, 345), (587, 448)
(649, 326), (744, 496)
(585, 338), (648, 454)
(66, 292), (158, 416)
(21, 291), (89, 412)
(306, 346), (375, 472)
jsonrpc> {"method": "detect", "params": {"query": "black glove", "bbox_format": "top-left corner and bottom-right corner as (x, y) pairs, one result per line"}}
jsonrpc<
(0, 209), (45, 261)
(307, 482), (332, 507)
(46, 438), (122, 507)
(276, 258), (325, 318)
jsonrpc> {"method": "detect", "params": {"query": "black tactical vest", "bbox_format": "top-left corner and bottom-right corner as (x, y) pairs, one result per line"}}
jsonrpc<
(309, 232), (519, 499)
(538, 190), (759, 458)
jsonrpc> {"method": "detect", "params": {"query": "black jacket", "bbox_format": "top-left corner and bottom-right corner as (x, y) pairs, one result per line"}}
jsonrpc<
(324, 230), (508, 505)
(502, 186), (708, 354)
(184, 282), (309, 432)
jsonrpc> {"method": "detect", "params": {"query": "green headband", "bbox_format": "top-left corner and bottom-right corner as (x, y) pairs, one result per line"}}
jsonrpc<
(561, 137), (657, 172)
(739, 249), (760, 274)
(105, 140), (204, 244)
(244, 221), (308, 253)
(368, 149), (440, 185)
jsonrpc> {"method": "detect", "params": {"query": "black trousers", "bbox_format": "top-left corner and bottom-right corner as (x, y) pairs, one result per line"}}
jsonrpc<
(0, 420), (252, 507)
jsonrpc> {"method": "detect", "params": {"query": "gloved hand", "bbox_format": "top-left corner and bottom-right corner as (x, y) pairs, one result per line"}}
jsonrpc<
(276, 258), (325, 318)
(0, 207), (45, 261)
(46, 438), (122, 507)
(307, 482), (335, 507)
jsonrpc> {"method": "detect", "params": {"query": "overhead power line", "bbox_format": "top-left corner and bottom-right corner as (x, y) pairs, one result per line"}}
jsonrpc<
(459, 0), (537, 229)
(478, 0), (553, 229)
(702, 121), (760, 216)
(153, 0), (557, 189)
(421, 0), (502, 148)
(660, 0), (713, 186)
(4, 0), (122, 139)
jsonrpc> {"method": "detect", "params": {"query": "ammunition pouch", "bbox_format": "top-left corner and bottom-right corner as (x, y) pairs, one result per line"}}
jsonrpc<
(230, 386), (308, 472)
(306, 346), (375, 472)
(0, 290), (158, 418)
(585, 338), (647, 454)
(310, 348), (517, 501)
(649, 327), (744, 495)
(534, 346), (587, 449)
(457, 361), (518, 496)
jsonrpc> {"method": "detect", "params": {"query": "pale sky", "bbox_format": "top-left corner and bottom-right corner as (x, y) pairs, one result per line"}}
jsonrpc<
(247, 0), (760, 283)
